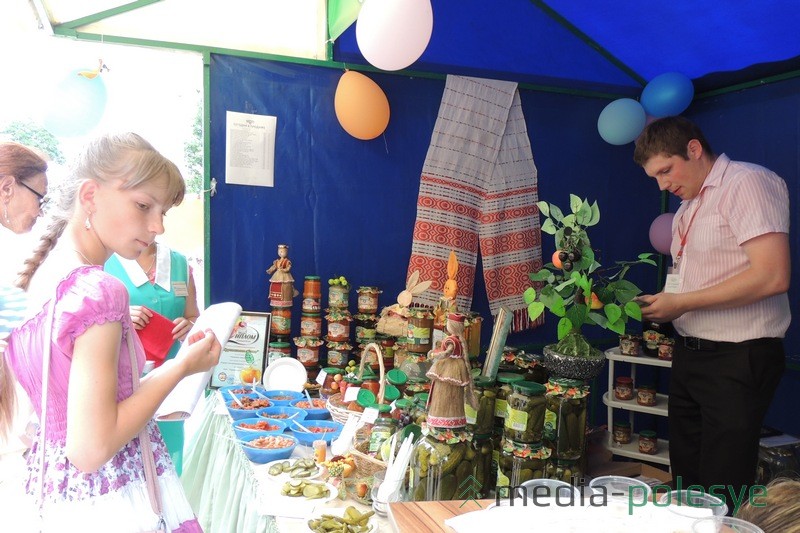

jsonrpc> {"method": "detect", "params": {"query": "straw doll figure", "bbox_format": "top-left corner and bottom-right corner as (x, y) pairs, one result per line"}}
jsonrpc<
(425, 312), (477, 427)
(266, 244), (298, 302)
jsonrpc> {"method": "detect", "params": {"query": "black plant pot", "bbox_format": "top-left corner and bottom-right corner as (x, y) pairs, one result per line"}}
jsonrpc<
(542, 344), (605, 381)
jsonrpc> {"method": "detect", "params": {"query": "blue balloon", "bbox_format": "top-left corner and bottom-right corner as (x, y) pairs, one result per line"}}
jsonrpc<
(597, 98), (646, 145)
(640, 72), (694, 117)
(44, 69), (108, 137)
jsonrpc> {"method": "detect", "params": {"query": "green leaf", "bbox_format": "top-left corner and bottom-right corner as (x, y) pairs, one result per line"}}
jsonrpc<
(604, 303), (622, 324)
(566, 304), (588, 330)
(610, 279), (642, 303)
(541, 218), (557, 235)
(588, 311), (608, 328)
(529, 269), (554, 282)
(588, 201), (600, 226)
(527, 301), (545, 321)
(557, 317), (573, 340)
(576, 201), (592, 225)
(607, 318), (626, 335)
(624, 300), (643, 321)
(550, 204), (564, 223)
(562, 214), (577, 228)
(578, 274), (592, 295)
(540, 290), (565, 316)
(588, 260), (601, 274)
(640, 258), (658, 266)
(537, 201), (550, 218)
(569, 194), (583, 214)
(555, 277), (576, 292)
(576, 246), (595, 271)
(522, 287), (536, 305)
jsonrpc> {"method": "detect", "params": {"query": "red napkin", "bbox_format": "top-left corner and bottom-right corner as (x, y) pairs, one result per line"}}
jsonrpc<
(135, 309), (176, 367)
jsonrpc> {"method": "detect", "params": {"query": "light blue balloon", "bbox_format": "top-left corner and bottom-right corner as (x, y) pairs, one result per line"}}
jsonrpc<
(44, 69), (108, 138)
(640, 72), (694, 117)
(597, 98), (646, 145)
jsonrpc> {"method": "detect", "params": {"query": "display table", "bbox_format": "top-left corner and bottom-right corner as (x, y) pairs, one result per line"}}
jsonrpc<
(388, 500), (493, 532)
(181, 392), (391, 532)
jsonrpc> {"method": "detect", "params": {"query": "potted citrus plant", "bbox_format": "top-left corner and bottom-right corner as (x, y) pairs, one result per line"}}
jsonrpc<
(523, 195), (656, 379)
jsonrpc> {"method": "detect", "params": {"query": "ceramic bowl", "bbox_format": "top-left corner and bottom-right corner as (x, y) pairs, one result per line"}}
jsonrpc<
(219, 384), (268, 401)
(290, 398), (330, 420)
(239, 433), (298, 464)
(290, 420), (343, 446)
(225, 394), (272, 420)
(231, 417), (287, 440)
(256, 405), (308, 424)
(262, 389), (305, 406)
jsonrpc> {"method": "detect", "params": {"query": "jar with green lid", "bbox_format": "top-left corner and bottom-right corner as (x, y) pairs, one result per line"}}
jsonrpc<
(471, 434), (494, 498)
(267, 341), (291, 365)
(410, 426), (474, 501)
(404, 377), (431, 399)
(543, 378), (589, 459)
(466, 377), (496, 436)
(496, 439), (552, 497)
(369, 405), (398, 454)
(399, 351), (432, 383)
(545, 457), (582, 484)
(612, 420), (631, 444)
(494, 372), (525, 429)
(386, 368), (408, 397)
(504, 381), (547, 443)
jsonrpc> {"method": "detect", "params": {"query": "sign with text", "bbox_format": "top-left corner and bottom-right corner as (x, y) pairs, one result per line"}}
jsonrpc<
(211, 311), (271, 388)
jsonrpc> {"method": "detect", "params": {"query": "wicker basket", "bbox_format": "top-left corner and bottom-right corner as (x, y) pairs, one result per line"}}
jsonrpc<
(350, 439), (387, 478)
(326, 342), (387, 424)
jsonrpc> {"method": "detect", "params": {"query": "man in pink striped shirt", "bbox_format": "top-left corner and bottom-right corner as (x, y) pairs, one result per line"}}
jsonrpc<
(634, 116), (789, 511)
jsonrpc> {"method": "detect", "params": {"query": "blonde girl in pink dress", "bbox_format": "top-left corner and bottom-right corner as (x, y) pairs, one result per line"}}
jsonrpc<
(0, 133), (221, 532)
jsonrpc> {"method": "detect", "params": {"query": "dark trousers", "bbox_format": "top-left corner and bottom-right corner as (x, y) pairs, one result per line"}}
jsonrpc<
(668, 336), (784, 509)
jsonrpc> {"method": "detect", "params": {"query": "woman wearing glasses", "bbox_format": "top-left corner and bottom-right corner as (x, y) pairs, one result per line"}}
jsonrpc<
(0, 142), (49, 235)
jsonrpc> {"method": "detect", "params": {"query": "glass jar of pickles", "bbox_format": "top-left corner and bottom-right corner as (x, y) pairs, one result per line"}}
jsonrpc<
(545, 458), (582, 484)
(369, 405), (397, 454)
(494, 372), (525, 430)
(505, 381), (547, 444)
(466, 376), (496, 436)
(496, 439), (552, 497)
(411, 392), (429, 426)
(471, 434), (494, 498)
(410, 427), (474, 501)
(543, 378), (589, 460)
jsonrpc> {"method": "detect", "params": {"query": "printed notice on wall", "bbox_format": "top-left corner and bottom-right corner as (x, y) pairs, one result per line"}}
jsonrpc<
(225, 110), (276, 187)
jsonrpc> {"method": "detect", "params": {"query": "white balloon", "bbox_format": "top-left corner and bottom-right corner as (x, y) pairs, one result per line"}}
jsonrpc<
(356, 0), (433, 71)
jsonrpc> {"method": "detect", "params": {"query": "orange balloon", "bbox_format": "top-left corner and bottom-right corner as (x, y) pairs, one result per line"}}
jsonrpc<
(334, 71), (390, 140)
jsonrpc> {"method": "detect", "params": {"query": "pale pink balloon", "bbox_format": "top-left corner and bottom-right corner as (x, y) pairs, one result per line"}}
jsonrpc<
(649, 213), (675, 255)
(356, 0), (433, 71)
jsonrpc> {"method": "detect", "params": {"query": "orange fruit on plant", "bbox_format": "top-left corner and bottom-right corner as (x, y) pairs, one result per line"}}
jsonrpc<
(552, 250), (563, 268)
(590, 292), (603, 310)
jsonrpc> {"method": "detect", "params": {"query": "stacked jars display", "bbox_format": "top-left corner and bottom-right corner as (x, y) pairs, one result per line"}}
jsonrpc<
(285, 276), (322, 375)
(497, 380), (550, 495)
(354, 286), (383, 370)
(543, 378), (589, 462)
(410, 426), (475, 501)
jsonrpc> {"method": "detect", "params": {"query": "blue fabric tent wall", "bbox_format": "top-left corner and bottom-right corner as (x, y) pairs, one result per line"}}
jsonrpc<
(209, 54), (799, 434)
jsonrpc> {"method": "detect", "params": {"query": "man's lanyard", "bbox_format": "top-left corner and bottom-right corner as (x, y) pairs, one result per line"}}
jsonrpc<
(673, 189), (706, 272)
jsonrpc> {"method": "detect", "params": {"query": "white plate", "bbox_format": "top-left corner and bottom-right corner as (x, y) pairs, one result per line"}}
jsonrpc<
(262, 357), (307, 392)
(262, 458), (322, 483)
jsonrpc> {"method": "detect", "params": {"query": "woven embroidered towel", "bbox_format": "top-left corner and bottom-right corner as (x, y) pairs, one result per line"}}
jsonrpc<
(407, 75), (542, 332)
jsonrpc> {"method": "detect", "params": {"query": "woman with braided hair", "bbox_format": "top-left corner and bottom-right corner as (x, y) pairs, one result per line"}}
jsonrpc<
(1, 133), (221, 531)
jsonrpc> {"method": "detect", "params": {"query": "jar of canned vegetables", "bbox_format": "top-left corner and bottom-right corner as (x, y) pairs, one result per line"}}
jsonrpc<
(496, 439), (552, 497)
(404, 377), (431, 399)
(411, 392), (429, 426)
(505, 380), (547, 444)
(494, 372), (525, 430)
(410, 426), (474, 501)
(466, 376), (496, 436)
(545, 457), (582, 484)
(471, 434), (494, 498)
(543, 378), (589, 460)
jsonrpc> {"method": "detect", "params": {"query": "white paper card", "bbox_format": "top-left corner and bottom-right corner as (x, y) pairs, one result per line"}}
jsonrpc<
(315, 369), (328, 386)
(663, 274), (682, 294)
(361, 407), (379, 424)
(343, 385), (360, 402)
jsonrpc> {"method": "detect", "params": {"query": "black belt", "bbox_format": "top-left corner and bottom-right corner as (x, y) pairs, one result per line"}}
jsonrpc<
(678, 335), (777, 352)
